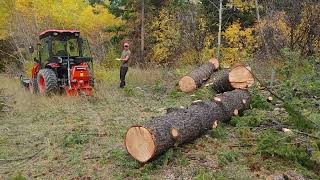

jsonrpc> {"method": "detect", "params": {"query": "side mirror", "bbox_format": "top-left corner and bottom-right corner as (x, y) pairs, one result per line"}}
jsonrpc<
(28, 46), (34, 53)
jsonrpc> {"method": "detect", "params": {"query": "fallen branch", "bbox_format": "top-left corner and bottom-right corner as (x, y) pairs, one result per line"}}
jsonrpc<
(245, 66), (320, 129)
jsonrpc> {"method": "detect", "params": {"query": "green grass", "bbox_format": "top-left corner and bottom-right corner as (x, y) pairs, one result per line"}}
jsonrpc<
(0, 66), (319, 179)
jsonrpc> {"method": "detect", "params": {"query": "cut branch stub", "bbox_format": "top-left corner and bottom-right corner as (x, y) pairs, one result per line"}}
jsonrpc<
(214, 89), (251, 122)
(179, 58), (219, 93)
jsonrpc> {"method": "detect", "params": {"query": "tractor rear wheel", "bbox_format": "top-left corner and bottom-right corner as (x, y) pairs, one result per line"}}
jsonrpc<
(37, 69), (58, 95)
(29, 78), (38, 94)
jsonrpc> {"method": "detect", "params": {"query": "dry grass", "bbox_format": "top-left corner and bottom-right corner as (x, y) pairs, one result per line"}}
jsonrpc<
(0, 68), (191, 179)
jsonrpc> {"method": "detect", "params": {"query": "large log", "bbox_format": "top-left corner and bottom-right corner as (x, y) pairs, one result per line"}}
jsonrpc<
(179, 58), (219, 93)
(209, 64), (254, 94)
(125, 90), (251, 163)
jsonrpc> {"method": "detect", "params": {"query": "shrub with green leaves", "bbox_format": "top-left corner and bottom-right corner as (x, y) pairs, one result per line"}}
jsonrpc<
(257, 130), (312, 168)
(211, 125), (227, 139)
(230, 109), (267, 127)
(191, 87), (214, 101)
(250, 92), (271, 110)
(63, 131), (89, 147)
(284, 102), (314, 131)
(152, 80), (167, 94)
(169, 89), (184, 99)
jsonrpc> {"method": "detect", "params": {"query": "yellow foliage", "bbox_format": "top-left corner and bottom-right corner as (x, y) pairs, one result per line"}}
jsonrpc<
(24, 61), (34, 77)
(149, 9), (181, 64)
(220, 47), (244, 65)
(0, 0), (14, 39)
(102, 47), (121, 68)
(15, 0), (122, 37)
(227, 0), (255, 11)
(260, 12), (290, 44)
(93, 63), (110, 83)
(179, 49), (200, 65)
(222, 20), (257, 65)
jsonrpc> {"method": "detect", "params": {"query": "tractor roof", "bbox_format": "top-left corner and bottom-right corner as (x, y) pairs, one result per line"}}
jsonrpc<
(39, 30), (80, 39)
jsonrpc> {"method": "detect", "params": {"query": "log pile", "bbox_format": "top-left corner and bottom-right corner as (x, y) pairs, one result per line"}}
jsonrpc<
(125, 61), (255, 163)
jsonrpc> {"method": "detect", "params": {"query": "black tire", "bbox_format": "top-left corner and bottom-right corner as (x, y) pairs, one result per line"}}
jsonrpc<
(29, 78), (39, 94)
(37, 69), (58, 95)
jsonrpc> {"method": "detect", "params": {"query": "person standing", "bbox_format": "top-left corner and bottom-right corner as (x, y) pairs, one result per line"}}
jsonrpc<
(119, 42), (131, 88)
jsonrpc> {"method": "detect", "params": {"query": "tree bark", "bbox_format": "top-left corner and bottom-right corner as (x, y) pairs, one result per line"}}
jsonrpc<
(141, 0), (145, 63)
(217, 0), (223, 60)
(179, 58), (219, 93)
(125, 89), (251, 162)
(209, 65), (254, 94)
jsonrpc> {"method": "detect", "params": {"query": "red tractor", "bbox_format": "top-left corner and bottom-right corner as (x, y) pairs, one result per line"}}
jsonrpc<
(22, 30), (94, 96)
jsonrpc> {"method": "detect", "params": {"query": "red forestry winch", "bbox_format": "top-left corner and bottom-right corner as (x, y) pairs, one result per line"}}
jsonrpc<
(21, 30), (94, 96)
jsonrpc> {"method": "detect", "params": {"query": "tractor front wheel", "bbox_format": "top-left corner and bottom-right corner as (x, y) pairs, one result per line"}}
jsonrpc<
(37, 69), (58, 95)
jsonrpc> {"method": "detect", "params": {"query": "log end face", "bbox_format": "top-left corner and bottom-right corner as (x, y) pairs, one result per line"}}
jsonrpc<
(229, 65), (255, 89)
(209, 58), (220, 69)
(179, 76), (197, 93)
(125, 126), (156, 163)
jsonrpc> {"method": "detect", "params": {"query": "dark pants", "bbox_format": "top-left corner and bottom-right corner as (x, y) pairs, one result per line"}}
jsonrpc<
(120, 66), (128, 88)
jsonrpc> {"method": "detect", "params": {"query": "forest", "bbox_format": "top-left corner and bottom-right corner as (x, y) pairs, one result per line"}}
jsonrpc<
(0, 0), (319, 179)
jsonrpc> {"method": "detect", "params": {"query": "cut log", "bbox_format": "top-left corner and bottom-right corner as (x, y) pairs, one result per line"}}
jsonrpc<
(214, 89), (251, 122)
(125, 89), (251, 162)
(179, 58), (219, 93)
(210, 64), (254, 93)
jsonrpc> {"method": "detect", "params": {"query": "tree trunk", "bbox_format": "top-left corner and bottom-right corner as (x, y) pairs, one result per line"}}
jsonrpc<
(179, 58), (219, 93)
(209, 64), (254, 94)
(217, 0), (223, 60)
(125, 89), (251, 163)
(141, 0), (145, 63)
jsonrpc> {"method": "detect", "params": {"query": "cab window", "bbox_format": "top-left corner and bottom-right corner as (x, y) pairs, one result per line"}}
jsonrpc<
(40, 42), (49, 61)
(52, 38), (80, 57)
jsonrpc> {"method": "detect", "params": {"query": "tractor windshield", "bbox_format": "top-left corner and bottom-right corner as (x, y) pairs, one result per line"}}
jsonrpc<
(52, 38), (80, 57)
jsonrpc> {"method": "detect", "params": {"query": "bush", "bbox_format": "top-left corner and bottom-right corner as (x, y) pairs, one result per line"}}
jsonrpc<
(250, 86), (272, 110)
(230, 109), (267, 127)
(63, 131), (89, 147)
(191, 87), (214, 101)
(102, 46), (121, 69)
(211, 125), (227, 139)
(257, 130), (313, 168)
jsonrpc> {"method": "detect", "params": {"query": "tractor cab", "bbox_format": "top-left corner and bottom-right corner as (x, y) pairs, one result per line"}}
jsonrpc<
(33, 30), (92, 66)
(24, 30), (94, 96)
